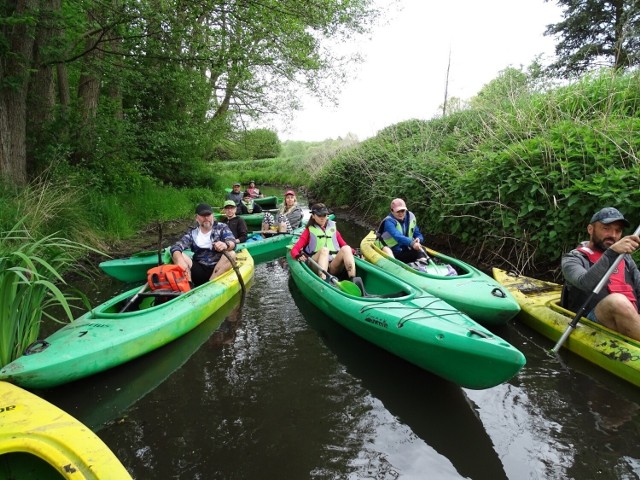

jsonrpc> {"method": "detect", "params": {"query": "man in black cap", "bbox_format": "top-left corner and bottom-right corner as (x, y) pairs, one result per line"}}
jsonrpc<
(561, 207), (640, 340)
(170, 203), (237, 286)
(225, 182), (243, 207)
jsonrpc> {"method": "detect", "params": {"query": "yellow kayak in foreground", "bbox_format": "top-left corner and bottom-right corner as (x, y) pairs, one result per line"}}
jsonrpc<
(0, 381), (131, 479)
(493, 268), (640, 388)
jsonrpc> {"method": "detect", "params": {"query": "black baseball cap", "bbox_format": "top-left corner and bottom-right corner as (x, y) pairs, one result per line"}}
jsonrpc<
(589, 207), (630, 227)
(311, 203), (329, 215)
(195, 203), (212, 215)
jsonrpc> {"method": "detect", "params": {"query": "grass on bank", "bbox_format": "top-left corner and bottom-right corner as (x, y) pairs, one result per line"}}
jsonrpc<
(215, 136), (359, 188)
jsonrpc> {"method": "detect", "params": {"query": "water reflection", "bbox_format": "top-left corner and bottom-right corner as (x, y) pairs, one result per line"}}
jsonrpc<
(42, 295), (243, 430)
(466, 325), (640, 479)
(290, 276), (506, 480)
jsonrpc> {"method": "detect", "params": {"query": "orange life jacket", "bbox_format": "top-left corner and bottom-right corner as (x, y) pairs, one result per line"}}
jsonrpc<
(147, 264), (191, 293)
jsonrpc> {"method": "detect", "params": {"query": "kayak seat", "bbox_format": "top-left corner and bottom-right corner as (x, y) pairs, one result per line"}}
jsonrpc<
(351, 277), (406, 299)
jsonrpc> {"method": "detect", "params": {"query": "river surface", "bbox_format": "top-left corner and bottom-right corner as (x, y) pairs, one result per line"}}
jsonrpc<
(38, 195), (640, 480)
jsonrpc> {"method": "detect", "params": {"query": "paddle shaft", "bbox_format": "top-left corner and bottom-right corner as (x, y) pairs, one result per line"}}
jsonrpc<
(305, 256), (339, 285)
(157, 222), (163, 266)
(552, 223), (640, 353)
(119, 283), (148, 313)
(221, 250), (245, 295)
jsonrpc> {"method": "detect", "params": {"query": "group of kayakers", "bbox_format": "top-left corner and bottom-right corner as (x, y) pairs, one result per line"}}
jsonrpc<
(291, 201), (640, 343)
(174, 182), (640, 342)
(170, 186), (306, 287)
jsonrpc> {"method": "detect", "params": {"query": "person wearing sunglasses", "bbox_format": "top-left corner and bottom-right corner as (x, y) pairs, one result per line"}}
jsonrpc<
(291, 203), (357, 280)
(375, 198), (428, 264)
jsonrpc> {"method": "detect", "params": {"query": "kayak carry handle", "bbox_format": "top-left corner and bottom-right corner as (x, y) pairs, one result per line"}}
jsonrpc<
(491, 287), (506, 298)
(24, 340), (50, 355)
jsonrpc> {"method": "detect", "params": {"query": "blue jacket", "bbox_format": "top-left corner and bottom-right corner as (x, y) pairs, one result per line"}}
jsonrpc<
(379, 212), (424, 254)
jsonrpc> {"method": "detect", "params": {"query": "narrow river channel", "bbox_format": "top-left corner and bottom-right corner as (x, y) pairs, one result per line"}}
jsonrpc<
(39, 196), (640, 480)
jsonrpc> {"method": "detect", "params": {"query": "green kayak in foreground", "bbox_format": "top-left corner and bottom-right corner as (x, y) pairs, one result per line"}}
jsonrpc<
(493, 268), (640, 388)
(360, 231), (521, 327)
(0, 250), (254, 389)
(287, 251), (525, 389)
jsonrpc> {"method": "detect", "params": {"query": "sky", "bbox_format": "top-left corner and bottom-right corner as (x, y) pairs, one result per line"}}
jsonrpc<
(276, 0), (563, 142)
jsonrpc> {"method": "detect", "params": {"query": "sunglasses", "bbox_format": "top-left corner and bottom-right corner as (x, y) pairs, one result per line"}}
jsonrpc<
(313, 212), (328, 217)
(395, 209), (407, 213)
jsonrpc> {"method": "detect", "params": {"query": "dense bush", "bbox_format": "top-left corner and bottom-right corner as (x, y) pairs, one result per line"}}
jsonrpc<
(311, 69), (640, 274)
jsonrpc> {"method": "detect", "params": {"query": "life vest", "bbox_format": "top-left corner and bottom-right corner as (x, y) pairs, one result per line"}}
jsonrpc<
(147, 264), (191, 293)
(577, 246), (637, 309)
(242, 199), (255, 213)
(304, 221), (340, 255)
(247, 187), (260, 198)
(375, 212), (417, 249)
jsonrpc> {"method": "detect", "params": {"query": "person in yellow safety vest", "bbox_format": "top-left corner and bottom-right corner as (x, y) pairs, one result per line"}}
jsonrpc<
(376, 198), (428, 264)
(290, 203), (357, 280)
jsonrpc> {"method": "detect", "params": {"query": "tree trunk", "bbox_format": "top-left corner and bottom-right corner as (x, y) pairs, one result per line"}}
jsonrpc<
(75, 11), (104, 163)
(27, 0), (58, 175)
(0, 0), (38, 186)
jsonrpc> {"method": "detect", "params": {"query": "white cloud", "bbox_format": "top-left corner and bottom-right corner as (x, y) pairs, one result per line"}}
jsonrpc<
(278, 0), (562, 142)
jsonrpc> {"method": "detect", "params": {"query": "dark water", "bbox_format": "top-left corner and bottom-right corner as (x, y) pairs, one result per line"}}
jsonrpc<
(39, 209), (640, 480)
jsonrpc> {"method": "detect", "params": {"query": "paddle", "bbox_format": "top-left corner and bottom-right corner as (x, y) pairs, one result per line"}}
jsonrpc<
(157, 222), (163, 266)
(552, 223), (640, 353)
(305, 257), (362, 296)
(119, 283), (148, 313)
(221, 250), (246, 297)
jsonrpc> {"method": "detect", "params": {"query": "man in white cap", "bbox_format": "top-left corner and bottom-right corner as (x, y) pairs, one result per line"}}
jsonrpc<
(561, 206), (640, 340)
(375, 198), (427, 264)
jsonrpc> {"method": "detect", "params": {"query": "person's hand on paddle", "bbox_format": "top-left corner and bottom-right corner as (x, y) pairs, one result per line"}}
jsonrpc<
(411, 238), (422, 251)
(296, 253), (307, 263)
(213, 240), (228, 252)
(610, 235), (640, 255)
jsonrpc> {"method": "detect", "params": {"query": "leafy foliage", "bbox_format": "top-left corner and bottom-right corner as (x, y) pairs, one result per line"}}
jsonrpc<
(311, 69), (640, 274)
(545, 0), (640, 76)
(0, 226), (95, 367)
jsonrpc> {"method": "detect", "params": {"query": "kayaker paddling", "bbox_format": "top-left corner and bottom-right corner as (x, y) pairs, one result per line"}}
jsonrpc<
(291, 203), (357, 282)
(561, 207), (640, 341)
(376, 198), (428, 265)
(171, 203), (237, 287)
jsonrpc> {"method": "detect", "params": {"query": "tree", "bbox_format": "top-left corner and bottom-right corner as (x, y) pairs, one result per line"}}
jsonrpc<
(239, 129), (281, 159)
(0, 0), (378, 189)
(544, 0), (640, 77)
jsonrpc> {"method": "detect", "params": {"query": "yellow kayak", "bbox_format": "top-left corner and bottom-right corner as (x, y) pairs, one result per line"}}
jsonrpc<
(0, 381), (131, 479)
(493, 268), (640, 387)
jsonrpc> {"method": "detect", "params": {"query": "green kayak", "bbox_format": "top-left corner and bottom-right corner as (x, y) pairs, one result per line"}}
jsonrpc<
(214, 212), (265, 227)
(360, 231), (521, 327)
(0, 250), (254, 389)
(286, 251), (525, 389)
(99, 226), (312, 283)
(493, 268), (640, 388)
(221, 192), (279, 209)
(254, 195), (279, 208)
